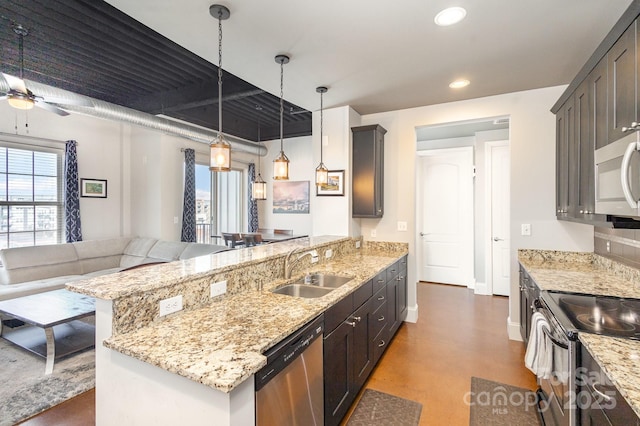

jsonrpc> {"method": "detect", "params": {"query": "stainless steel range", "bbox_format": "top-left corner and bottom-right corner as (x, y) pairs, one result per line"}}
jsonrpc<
(536, 291), (640, 426)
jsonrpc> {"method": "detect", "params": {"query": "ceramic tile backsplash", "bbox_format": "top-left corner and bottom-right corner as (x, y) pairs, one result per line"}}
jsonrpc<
(595, 227), (640, 270)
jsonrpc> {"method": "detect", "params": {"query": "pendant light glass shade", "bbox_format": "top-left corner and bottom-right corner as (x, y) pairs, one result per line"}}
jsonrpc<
(315, 86), (329, 187)
(252, 105), (267, 200)
(273, 54), (290, 180)
(209, 5), (231, 172)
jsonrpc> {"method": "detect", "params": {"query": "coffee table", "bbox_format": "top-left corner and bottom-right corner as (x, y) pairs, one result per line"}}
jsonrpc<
(0, 289), (96, 375)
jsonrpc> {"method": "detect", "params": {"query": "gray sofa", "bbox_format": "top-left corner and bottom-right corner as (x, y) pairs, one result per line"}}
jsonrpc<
(0, 237), (229, 302)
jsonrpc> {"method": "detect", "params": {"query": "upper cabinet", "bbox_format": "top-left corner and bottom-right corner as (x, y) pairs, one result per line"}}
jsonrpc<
(351, 125), (386, 218)
(607, 20), (638, 144)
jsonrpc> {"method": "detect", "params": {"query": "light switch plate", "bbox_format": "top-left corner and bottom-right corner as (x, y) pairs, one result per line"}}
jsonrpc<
(210, 280), (227, 298)
(355, 241), (361, 249)
(159, 295), (182, 316)
(521, 224), (531, 236)
(325, 249), (333, 259)
(371, 229), (377, 238)
(397, 221), (407, 231)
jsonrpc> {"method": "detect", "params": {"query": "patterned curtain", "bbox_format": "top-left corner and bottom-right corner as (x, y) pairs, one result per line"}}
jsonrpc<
(248, 163), (258, 232)
(181, 149), (196, 242)
(64, 140), (82, 242)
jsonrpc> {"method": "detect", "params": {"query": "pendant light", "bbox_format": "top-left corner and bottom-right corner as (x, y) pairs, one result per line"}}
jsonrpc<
(209, 4), (231, 172)
(252, 105), (267, 200)
(273, 55), (290, 180)
(315, 86), (329, 187)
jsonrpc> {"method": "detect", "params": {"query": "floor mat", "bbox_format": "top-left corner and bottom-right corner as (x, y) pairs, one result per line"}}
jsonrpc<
(468, 377), (540, 425)
(346, 388), (422, 426)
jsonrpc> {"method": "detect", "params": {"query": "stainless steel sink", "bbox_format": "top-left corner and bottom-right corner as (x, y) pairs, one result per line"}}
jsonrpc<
(272, 284), (334, 298)
(292, 274), (352, 288)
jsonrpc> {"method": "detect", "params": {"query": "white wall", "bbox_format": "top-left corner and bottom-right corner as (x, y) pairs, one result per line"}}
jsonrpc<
(358, 86), (594, 336)
(0, 103), (126, 240)
(257, 136), (314, 236)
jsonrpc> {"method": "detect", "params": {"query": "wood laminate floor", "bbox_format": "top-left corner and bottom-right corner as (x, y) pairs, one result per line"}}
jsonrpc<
(20, 282), (535, 426)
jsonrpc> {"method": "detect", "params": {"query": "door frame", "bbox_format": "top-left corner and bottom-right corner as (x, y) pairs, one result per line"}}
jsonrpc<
(484, 140), (510, 295)
(416, 146), (475, 287)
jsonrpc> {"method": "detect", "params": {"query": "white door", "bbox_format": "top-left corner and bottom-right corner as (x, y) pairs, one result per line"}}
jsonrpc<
(489, 142), (510, 296)
(418, 148), (474, 286)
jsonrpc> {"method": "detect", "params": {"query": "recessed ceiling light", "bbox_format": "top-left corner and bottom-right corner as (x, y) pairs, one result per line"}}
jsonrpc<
(434, 7), (467, 26)
(449, 79), (470, 89)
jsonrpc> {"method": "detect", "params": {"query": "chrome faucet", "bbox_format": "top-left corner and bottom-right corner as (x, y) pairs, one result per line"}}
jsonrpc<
(284, 248), (318, 279)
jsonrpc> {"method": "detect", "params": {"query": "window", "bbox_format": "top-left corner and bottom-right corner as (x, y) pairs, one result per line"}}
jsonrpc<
(194, 162), (246, 244)
(0, 143), (64, 248)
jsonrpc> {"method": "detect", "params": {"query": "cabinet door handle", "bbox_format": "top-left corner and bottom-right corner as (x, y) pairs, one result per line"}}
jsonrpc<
(377, 279), (385, 283)
(396, 276), (403, 281)
(377, 296), (385, 301)
(590, 383), (612, 402)
(378, 340), (386, 347)
(351, 316), (361, 322)
(378, 316), (385, 322)
(345, 321), (357, 328)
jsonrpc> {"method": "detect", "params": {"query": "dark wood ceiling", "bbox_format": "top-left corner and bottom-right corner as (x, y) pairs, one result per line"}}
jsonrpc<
(0, 0), (311, 141)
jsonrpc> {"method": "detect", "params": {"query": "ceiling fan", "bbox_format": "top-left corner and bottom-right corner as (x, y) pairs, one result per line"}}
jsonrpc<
(0, 24), (89, 116)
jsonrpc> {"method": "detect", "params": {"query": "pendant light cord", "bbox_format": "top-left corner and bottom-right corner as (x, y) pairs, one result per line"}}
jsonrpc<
(320, 90), (323, 163)
(218, 13), (223, 136)
(279, 61), (284, 152)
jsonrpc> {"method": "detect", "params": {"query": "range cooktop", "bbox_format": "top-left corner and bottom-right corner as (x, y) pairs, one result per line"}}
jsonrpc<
(546, 291), (640, 340)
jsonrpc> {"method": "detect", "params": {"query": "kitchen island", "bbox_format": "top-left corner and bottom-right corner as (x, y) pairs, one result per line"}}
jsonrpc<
(518, 250), (640, 419)
(67, 236), (408, 425)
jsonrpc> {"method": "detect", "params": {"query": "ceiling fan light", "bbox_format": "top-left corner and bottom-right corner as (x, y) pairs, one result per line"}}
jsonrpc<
(273, 151), (290, 180)
(209, 135), (231, 171)
(316, 162), (329, 187)
(7, 94), (34, 110)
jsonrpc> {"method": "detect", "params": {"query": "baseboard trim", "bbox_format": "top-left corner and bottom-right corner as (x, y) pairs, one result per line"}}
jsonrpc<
(507, 316), (523, 341)
(405, 304), (418, 323)
(474, 281), (489, 295)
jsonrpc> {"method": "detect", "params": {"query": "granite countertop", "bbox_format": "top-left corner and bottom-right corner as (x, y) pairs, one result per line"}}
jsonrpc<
(102, 251), (405, 393)
(518, 249), (640, 418)
(580, 334), (640, 418)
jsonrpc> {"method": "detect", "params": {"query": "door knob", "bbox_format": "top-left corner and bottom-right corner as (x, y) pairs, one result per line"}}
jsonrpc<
(419, 232), (426, 236)
(493, 237), (503, 241)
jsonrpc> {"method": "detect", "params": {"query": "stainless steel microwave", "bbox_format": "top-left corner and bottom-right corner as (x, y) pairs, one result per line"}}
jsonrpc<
(595, 132), (640, 217)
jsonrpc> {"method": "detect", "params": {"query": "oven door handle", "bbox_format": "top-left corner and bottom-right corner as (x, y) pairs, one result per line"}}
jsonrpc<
(621, 139), (640, 210)
(541, 325), (569, 350)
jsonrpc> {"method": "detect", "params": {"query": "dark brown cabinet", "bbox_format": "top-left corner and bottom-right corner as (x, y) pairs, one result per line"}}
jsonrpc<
(556, 95), (574, 218)
(518, 264), (539, 343)
(607, 20), (637, 144)
(352, 125), (386, 218)
(591, 57), (609, 151)
(323, 256), (407, 426)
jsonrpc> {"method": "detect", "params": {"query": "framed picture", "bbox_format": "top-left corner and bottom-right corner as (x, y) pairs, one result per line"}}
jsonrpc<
(317, 170), (345, 196)
(80, 178), (107, 198)
(273, 181), (310, 214)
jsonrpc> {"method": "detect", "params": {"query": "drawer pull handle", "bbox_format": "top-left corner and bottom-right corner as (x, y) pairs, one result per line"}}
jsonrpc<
(378, 340), (386, 347)
(377, 279), (384, 283)
(591, 383), (612, 402)
(377, 296), (385, 301)
(345, 321), (357, 328)
(351, 316), (361, 322)
(390, 269), (396, 273)
(378, 316), (385, 322)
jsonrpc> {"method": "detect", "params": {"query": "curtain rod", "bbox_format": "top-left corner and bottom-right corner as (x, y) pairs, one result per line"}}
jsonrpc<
(0, 132), (69, 145)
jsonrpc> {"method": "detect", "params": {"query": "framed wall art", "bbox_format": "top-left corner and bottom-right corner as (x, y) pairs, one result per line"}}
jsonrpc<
(317, 170), (345, 196)
(80, 178), (107, 198)
(273, 181), (310, 214)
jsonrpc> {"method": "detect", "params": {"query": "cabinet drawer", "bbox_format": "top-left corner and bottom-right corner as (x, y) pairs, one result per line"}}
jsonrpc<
(372, 271), (386, 294)
(353, 279), (373, 309)
(372, 286), (387, 312)
(386, 261), (399, 282)
(325, 294), (353, 334)
(370, 301), (387, 338)
(399, 256), (407, 274)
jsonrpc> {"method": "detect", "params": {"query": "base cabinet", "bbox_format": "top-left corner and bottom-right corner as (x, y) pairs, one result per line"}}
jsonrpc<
(323, 255), (407, 426)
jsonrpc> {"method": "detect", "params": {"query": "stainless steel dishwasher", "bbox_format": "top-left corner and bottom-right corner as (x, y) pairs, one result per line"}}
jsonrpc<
(255, 314), (324, 426)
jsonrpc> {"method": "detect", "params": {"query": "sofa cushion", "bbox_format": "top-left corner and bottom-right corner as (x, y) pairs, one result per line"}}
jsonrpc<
(0, 275), (83, 301)
(73, 237), (132, 275)
(0, 244), (81, 285)
(147, 240), (189, 262)
(120, 237), (158, 269)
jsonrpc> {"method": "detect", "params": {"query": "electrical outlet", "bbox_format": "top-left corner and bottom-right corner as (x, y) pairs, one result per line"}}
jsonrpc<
(173, 216), (179, 224)
(310, 250), (319, 263)
(397, 221), (407, 231)
(325, 249), (333, 259)
(371, 229), (377, 238)
(210, 280), (227, 298)
(355, 240), (361, 249)
(606, 241), (611, 253)
(521, 223), (531, 236)
(159, 295), (183, 316)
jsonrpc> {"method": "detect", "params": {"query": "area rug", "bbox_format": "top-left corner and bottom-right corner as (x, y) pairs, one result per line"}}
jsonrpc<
(0, 337), (95, 426)
(468, 377), (540, 425)
(346, 388), (422, 426)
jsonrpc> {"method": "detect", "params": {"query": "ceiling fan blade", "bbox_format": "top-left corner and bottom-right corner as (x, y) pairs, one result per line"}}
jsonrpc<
(40, 94), (93, 107)
(34, 100), (70, 116)
(1, 73), (28, 94)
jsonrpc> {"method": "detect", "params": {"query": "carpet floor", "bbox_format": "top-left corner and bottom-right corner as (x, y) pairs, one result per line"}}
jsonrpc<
(468, 377), (540, 425)
(346, 388), (422, 426)
(0, 334), (95, 426)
